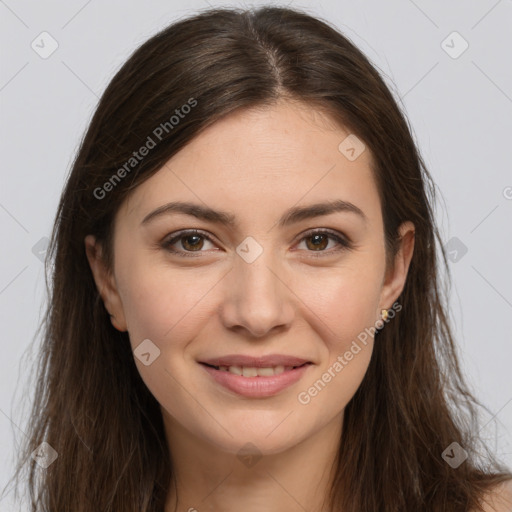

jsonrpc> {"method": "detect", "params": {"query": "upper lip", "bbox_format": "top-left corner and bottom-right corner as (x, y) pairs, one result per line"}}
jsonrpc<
(199, 354), (311, 368)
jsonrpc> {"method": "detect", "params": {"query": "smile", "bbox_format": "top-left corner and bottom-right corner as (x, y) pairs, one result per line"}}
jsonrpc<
(199, 361), (313, 398)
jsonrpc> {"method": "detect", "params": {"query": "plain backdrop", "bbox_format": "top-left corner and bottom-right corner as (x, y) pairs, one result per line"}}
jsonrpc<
(1, 0), (511, 508)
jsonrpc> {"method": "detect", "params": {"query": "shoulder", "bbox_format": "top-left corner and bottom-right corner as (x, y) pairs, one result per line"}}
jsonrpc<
(474, 479), (512, 512)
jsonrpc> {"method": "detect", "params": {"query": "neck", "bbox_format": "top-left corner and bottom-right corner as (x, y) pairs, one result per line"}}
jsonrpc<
(163, 410), (343, 512)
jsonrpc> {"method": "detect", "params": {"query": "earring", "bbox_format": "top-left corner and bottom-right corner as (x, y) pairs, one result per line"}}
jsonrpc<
(381, 309), (389, 322)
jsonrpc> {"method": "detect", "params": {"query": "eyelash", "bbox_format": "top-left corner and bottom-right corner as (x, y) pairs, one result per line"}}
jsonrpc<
(162, 228), (353, 258)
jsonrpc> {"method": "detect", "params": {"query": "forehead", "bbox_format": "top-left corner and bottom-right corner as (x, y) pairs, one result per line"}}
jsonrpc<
(122, 100), (380, 227)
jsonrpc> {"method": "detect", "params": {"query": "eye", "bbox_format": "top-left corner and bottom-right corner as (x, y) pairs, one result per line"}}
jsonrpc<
(295, 229), (352, 256)
(163, 228), (352, 258)
(163, 229), (217, 257)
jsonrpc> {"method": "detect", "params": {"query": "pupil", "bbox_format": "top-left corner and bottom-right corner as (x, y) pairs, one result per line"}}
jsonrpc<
(308, 234), (327, 250)
(183, 235), (203, 250)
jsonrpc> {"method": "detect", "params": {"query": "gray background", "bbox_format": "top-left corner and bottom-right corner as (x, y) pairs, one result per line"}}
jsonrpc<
(1, 0), (511, 508)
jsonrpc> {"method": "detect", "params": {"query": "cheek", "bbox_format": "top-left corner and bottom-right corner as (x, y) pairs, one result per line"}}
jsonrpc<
(117, 259), (218, 347)
(297, 260), (383, 342)
(116, 264), (213, 414)
(293, 269), (379, 419)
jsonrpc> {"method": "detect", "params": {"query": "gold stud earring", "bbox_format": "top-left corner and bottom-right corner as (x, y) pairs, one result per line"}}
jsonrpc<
(381, 309), (389, 322)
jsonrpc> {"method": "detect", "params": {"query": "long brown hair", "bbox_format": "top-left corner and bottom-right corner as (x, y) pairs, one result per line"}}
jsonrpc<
(5, 6), (511, 511)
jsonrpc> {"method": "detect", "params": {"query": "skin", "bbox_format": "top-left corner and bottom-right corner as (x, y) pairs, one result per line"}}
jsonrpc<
(85, 99), (415, 511)
(479, 481), (512, 512)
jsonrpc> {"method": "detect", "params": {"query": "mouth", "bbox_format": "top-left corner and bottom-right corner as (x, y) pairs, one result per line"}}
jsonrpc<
(200, 361), (311, 377)
(198, 359), (313, 398)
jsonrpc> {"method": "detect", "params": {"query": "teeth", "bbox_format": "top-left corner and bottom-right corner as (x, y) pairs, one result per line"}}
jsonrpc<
(256, 367), (276, 376)
(242, 367), (258, 377)
(216, 365), (295, 376)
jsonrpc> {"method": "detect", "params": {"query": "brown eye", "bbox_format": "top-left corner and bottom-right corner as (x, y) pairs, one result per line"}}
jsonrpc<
(163, 228), (352, 258)
(297, 229), (352, 255)
(304, 233), (329, 251)
(163, 230), (217, 256)
(181, 234), (205, 251)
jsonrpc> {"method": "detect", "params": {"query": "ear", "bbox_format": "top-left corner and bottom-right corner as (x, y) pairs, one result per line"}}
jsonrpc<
(379, 221), (415, 310)
(84, 234), (128, 332)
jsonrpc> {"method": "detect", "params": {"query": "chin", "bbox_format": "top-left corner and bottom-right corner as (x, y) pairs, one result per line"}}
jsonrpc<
(188, 413), (304, 455)
(211, 432), (302, 457)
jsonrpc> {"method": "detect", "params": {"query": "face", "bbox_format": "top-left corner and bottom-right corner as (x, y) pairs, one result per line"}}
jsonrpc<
(85, 100), (414, 457)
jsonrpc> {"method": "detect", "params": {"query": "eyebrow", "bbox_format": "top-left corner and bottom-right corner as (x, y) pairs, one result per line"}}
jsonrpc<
(140, 199), (367, 228)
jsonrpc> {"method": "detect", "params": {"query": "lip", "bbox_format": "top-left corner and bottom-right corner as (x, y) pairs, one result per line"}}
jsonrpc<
(199, 354), (311, 368)
(199, 360), (313, 398)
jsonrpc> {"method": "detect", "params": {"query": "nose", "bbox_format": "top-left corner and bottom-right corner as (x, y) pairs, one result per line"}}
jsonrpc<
(218, 248), (295, 339)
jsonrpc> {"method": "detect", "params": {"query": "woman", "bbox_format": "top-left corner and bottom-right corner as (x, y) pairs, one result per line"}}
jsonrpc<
(8, 5), (512, 511)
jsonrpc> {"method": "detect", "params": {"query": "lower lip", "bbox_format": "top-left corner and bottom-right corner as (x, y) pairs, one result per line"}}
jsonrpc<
(199, 363), (312, 398)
